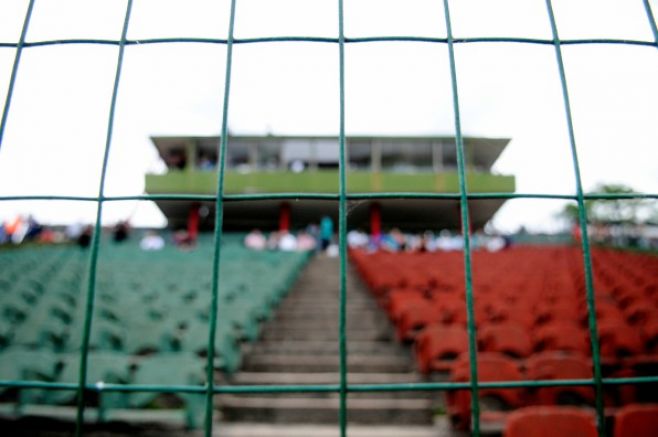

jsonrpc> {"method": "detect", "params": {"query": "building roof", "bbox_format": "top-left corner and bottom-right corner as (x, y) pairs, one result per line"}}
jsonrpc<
(151, 134), (510, 171)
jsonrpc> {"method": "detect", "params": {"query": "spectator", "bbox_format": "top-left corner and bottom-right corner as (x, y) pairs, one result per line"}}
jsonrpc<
(0, 221), (7, 245)
(320, 216), (334, 251)
(244, 229), (267, 250)
(173, 229), (195, 250)
(140, 231), (165, 251)
(113, 220), (130, 243)
(66, 221), (83, 242)
(198, 153), (215, 171)
(347, 229), (369, 248)
(267, 231), (282, 250)
(296, 231), (317, 251)
(77, 225), (93, 249)
(24, 215), (43, 241)
(278, 231), (298, 252)
(6, 215), (27, 245)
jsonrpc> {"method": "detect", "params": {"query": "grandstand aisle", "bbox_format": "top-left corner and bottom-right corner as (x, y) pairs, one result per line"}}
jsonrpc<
(217, 254), (445, 437)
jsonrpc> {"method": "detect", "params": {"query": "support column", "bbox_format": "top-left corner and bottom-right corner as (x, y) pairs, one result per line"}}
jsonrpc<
(369, 202), (381, 238)
(371, 140), (382, 190)
(433, 141), (444, 172)
(279, 202), (291, 232)
(185, 140), (197, 172)
(187, 203), (200, 243)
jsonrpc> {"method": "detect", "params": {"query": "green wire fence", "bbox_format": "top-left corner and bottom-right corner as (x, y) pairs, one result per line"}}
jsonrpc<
(0, 1), (657, 437)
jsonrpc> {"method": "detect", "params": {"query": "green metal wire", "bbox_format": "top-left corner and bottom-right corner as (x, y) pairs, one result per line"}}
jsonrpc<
(643, 0), (658, 47)
(204, 0), (238, 435)
(0, 3), (657, 436)
(2, 36), (657, 48)
(545, 1), (606, 435)
(3, 374), (658, 394)
(0, 0), (34, 149)
(73, 1), (133, 436)
(443, 0), (481, 434)
(337, 0), (349, 435)
(1, 192), (657, 203)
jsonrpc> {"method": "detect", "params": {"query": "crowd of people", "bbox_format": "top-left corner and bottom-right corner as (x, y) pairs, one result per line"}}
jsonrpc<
(0, 215), (168, 251)
(244, 222), (512, 254)
(3, 213), (511, 254)
(1, 215), (52, 245)
(347, 228), (512, 253)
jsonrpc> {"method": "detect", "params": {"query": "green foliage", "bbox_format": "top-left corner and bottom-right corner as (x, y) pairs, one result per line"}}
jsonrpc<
(560, 183), (655, 225)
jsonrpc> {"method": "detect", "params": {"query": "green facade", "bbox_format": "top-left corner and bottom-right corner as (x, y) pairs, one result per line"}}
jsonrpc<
(145, 170), (515, 195)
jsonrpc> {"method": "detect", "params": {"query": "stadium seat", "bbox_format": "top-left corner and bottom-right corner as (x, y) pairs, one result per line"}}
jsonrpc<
(597, 320), (644, 360)
(414, 324), (468, 373)
(447, 353), (524, 430)
(395, 301), (443, 342)
(385, 288), (425, 321)
(478, 323), (532, 358)
(533, 322), (590, 355)
(614, 404), (658, 437)
(504, 406), (597, 437)
(641, 320), (658, 353)
(169, 319), (241, 374)
(130, 353), (206, 428)
(525, 352), (595, 406)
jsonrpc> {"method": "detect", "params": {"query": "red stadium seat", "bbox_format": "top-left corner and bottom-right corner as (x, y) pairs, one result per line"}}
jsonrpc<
(478, 323), (533, 358)
(525, 352), (595, 406)
(533, 322), (590, 355)
(504, 406), (597, 437)
(447, 353), (524, 430)
(598, 320), (644, 360)
(534, 302), (584, 326)
(386, 288), (425, 322)
(614, 404), (658, 437)
(428, 295), (467, 325)
(395, 302), (442, 342)
(624, 303), (658, 327)
(414, 324), (468, 373)
(641, 320), (658, 353)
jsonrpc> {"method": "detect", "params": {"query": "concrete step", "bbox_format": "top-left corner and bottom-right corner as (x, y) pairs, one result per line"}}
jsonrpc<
(213, 423), (446, 437)
(218, 396), (435, 424)
(241, 353), (412, 373)
(246, 340), (409, 356)
(268, 319), (386, 332)
(275, 303), (380, 313)
(261, 328), (393, 342)
(226, 372), (427, 385)
(269, 309), (382, 320)
(222, 255), (434, 426)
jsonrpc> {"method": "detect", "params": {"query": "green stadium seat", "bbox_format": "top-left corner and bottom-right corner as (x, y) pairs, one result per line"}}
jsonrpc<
(130, 353), (205, 429)
(48, 352), (132, 410)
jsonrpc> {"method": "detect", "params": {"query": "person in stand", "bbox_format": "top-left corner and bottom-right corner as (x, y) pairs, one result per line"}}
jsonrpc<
(278, 231), (298, 252)
(113, 220), (130, 243)
(140, 231), (165, 251)
(296, 230), (317, 251)
(244, 229), (266, 250)
(77, 225), (93, 249)
(320, 215), (334, 252)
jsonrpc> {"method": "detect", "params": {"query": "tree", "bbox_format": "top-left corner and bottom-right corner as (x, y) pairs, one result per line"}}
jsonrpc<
(559, 183), (651, 226)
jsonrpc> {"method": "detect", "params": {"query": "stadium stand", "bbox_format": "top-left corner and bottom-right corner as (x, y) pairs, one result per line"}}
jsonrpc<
(351, 244), (658, 432)
(0, 235), (310, 427)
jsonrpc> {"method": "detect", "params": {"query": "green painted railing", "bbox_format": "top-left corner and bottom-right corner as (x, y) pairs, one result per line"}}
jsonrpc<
(1, 1), (657, 437)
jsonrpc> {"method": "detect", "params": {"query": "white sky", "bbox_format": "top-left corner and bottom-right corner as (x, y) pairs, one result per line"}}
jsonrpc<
(0, 0), (656, 232)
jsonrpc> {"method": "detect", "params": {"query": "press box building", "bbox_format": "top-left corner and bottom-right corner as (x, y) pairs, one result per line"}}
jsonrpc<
(144, 135), (515, 233)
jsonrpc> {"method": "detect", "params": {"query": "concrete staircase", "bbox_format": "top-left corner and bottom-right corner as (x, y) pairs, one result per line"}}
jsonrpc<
(217, 254), (437, 426)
